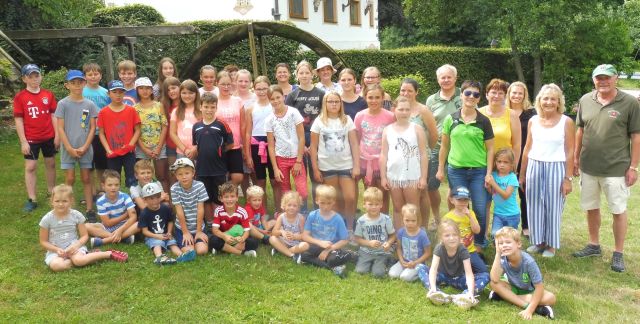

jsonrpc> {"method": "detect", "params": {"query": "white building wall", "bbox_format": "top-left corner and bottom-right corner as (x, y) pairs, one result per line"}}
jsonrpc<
(107, 0), (379, 49)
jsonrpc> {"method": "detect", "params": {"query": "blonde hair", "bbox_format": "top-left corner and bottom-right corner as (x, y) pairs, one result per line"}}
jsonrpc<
(506, 81), (532, 110)
(134, 159), (155, 174)
(401, 203), (418, 220)
(363, 187), (383, 203)
(393, 95), (410, 108)
(534, 83), (566, 115)
(361, 66), (382, 88)
(296, 60), (314, 75)
(494, 148), (515, 168)
(245, 185), (265, 199)
(281, 191), (303, 209)
(156, 57), (177, 86)
(438, 219), (460, 238)
(494, 226), (521, 243)
(319, 91), (347, 126)
(315, 184), (337, 200)
(50, 184), (74, 205)
(117, 60), (136, 72)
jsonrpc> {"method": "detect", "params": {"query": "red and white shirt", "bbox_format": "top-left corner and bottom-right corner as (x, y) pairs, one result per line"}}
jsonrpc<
(13, 89), (57, 142)
(212, 205), (250, 232)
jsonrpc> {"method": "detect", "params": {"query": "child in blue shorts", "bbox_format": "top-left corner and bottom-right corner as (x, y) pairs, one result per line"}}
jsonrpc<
(138, 182), (195, 265)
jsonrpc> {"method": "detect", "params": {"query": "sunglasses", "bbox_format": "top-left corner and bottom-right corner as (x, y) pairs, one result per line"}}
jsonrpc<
(463, 90), (481, 98)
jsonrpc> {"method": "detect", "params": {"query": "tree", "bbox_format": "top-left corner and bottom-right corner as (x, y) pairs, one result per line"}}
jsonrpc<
(403, 0), (631, 102)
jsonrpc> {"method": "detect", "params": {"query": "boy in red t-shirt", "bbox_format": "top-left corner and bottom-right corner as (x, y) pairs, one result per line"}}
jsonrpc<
(97, 80), (141, 187)
(209, 182), (259, 256)
(13, 64), (58, 212)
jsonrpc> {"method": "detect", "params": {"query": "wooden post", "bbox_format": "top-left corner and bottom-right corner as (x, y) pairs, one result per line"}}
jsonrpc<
(124, 37), (137, 62)
(0, 29), (33, 63)
(258, 35), (268, 78)
(247, 23), (260, 77)
(101, 35), (117, 81)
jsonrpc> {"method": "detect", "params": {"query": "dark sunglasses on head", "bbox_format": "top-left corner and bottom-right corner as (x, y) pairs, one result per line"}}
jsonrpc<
(463, 90), (481, 98)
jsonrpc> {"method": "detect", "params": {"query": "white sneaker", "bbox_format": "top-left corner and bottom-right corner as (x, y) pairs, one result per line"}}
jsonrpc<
(244, 250), (257, 257)
(271, 248), (276, 256)
(452, 294), (478, 310)
(211, 248), (216, 255)
(427, 290), (451, 305)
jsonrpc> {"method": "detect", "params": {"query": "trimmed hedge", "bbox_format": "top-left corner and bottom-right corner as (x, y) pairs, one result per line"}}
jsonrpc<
(380, 74), (429, 103)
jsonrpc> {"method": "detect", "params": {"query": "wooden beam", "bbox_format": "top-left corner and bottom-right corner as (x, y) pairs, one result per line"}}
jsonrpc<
(4, 25), (196, 40)
(247, 23), (259, 78)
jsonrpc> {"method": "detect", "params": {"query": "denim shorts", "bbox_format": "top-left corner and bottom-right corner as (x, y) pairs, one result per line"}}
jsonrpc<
(145, 237), (177, 250)
(321, 169), (352, 179)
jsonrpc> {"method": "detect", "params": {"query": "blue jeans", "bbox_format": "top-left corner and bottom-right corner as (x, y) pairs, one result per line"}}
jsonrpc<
(491, 213), (521, 237)
(107, 152), (136, 187)
(447, 166), (489, 247)
(417, 264), (489, 295)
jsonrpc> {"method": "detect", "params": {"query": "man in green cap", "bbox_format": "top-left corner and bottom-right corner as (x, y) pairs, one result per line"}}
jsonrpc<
(573, 64), (640, 272)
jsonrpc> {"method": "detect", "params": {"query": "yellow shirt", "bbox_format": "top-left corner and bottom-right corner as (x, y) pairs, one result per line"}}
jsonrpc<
(443, 209), (478, 253)
(479, 106), (512, 151)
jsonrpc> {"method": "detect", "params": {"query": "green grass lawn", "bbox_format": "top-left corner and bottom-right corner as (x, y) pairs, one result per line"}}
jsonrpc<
(0, 132), (638, 322)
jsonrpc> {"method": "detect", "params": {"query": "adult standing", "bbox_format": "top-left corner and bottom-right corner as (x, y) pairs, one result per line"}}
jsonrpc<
(426, 64), (462, 227)
(520, 84), (574, 258)
(401, 78), (438, 228)
(572, 64), (640, 272)
(436, 80), (494, 249)
(506, 82), (536, 237)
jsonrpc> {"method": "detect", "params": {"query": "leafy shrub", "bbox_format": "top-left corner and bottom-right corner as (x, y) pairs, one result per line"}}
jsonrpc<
(380, 74), (429, 103)
(40, 67), (68, 100)
(91, 4), (165, 27)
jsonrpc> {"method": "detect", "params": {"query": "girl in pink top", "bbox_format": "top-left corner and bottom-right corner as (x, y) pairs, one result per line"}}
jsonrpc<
(354, 84), (395, 215)
(216, 71), (246, 188)
(169, 79), (201, 160)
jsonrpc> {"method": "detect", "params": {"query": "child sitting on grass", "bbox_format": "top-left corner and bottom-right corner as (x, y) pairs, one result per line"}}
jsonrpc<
(245, 185), (274, 244)
(86, 170), (139, 247)
(39, 184), (128, 272)
(130, 159), (169, 211)
(354, 187), (396, 278)
(417, 220), (487, 310)
(209, 182), (259, 257)
(269, 191), (309, 262)
(138, 182), (196, 265)
(489, 227), (556, 320)
(389, 204), (431, 282)
(442, 186), (487, 274)
(170, 158), (210, 255)
(301, 185), (353, 278)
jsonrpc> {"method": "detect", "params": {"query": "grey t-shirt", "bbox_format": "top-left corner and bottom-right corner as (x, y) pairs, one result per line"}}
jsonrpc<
(39, 209), (86, 249)
(434, 243), (470, 278)
(500, 251), (543, 291)
(354, 213), (395, 255)
(54, 97), (98, 160)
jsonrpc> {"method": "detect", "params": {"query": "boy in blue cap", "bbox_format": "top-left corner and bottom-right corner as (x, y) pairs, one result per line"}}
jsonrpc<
(97, 80), (141, 187)
(55, 70), (99, 220)
(13, 64), (58, 212)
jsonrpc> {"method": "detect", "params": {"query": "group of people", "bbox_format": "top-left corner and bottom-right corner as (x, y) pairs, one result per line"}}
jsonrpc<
(14, 54), (638, 319)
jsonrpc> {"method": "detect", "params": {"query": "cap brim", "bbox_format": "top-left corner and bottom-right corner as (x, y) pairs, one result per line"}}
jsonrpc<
(22, 69), (41, 76)
(66, 77), (86, 81)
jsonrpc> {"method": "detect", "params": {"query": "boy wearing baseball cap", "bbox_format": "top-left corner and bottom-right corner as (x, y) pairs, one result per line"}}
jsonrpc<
(97, 80), (141, 188)
(138, 182), (196, 265)
(442, 186), (488, 275)
(13, 64), (58, 212)
(55, 70), (99, 221)
(170, 158), (210, 256)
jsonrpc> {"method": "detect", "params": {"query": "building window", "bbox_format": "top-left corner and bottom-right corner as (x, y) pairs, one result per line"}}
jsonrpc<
(368, 2), (374, 27)
(350, 0), (361, 26)
(289, 0), (307, 19)
(324, 0), (337, 23)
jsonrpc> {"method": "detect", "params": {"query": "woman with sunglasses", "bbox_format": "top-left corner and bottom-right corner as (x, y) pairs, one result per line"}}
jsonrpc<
(436, 80), (495, 252)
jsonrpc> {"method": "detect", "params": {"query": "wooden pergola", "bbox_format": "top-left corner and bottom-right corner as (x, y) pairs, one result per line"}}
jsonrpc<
(2, 25), (196, 81)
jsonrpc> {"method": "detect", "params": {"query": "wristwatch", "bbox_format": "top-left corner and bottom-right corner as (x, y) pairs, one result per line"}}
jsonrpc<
(564, 176), (573, 181)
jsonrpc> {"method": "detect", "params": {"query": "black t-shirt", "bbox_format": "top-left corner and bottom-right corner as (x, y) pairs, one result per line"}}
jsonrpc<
(285, 87), (325, 133)
(192, 119), (234, 176)
(138, 204), (175, 234)
(343, 96), (367, 122)
(434, 243), (470, 278)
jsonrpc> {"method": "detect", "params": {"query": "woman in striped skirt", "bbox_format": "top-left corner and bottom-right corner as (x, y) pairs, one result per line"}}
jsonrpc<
(519, 84), (575, 257)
